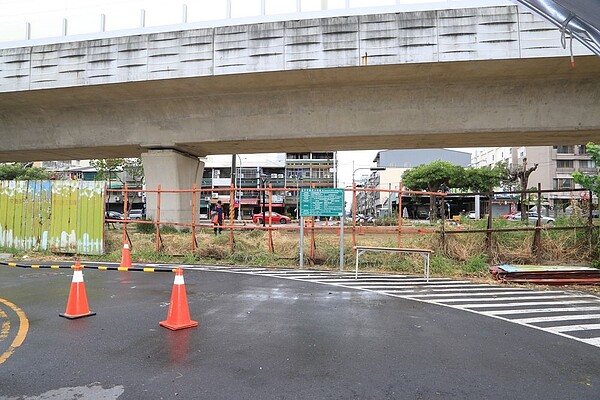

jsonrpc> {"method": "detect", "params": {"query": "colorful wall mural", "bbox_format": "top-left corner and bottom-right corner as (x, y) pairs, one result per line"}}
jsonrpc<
(0, 180), (104, 255)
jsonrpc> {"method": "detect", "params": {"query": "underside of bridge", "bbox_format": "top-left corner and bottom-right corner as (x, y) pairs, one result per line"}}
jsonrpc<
(1, 55), (599, 163)
(2, 53), (599, 222)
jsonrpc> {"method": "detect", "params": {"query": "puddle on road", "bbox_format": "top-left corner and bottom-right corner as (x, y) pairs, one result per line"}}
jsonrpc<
(1, 383), (124, 399)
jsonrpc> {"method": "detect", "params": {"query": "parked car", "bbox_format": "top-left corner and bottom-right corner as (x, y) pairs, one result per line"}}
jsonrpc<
(501, 211), (518, 219)
(252, 212), (291, 224)
(105, 210), (123, 220)
(508, 212), (554, 224)
(128, 209), (145, 220)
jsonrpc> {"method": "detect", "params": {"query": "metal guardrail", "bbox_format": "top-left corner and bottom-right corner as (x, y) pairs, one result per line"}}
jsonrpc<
(354, 246), (432, 281)
(0, 0), (513, 47)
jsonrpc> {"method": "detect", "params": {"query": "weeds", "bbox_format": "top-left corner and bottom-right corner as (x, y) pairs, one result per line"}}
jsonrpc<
(3, 220), (598, 279)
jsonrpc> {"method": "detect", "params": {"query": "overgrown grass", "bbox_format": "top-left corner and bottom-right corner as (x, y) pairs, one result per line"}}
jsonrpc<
(3, 218), (598, 278)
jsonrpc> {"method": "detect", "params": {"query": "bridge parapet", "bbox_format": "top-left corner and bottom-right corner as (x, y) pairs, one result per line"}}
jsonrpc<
(0, 5), (590, 93)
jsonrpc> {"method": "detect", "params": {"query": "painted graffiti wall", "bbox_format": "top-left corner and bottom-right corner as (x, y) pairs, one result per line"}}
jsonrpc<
(0, 180), (104, 255)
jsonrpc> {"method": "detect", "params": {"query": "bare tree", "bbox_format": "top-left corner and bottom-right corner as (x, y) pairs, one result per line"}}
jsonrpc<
(507, 157), (538, 221)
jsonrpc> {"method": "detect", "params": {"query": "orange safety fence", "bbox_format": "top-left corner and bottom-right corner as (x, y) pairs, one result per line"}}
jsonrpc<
(104, 185), (596, 263)
(105, 183), (447, 256)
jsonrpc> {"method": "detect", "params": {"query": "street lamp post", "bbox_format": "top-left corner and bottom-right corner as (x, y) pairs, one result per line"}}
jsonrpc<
(260, 171), (267, 227)
(352, 167), (385, 216)
(352, 166), (386, 186)
(295, 173), (302, 220)
(237, 155), (242, 221)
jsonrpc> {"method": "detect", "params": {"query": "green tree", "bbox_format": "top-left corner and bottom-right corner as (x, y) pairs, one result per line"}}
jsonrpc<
(90, 158), (126, 184)
(90, 158), (144, 186)
(402, 161), (464, 220)
(0, 163), (52, 180)
(91, 158), (144, 213)
(573, 142), (600, 196)
(459, 162), (509, 193)
(401, 161), (463, 192)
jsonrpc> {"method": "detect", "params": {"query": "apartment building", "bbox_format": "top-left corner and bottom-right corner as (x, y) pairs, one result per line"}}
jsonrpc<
(472, 145), (598, 210)
(354, 149), (471, 217)
(201, 152), (335, 219)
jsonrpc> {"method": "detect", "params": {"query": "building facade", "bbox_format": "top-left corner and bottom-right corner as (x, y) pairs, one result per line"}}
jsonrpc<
(354, 149), (471, 217)
(472, 145), (598, 211)
(201, 152), (335, 219)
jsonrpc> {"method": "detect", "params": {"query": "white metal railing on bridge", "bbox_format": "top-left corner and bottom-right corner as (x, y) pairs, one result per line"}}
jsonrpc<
(0, 0), (514, 48)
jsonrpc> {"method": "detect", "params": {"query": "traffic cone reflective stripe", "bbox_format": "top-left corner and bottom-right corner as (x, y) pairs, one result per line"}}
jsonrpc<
(159, 268), (198, 331)
(59, 262), (96, 319)
(120, 242), (132, 268)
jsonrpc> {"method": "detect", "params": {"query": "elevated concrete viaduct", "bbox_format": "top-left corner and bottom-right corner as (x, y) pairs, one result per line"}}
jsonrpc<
(1, 57), (600, 161)
(1, 5), (599, 221)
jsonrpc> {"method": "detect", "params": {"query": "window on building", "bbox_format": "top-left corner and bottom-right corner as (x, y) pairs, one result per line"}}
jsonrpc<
(580, 160), (596, 169)
(556, 160), (574, 169)
(312, 152), (332, 160)
(556, 146), (574, 154)
(553, 178), (574, 189)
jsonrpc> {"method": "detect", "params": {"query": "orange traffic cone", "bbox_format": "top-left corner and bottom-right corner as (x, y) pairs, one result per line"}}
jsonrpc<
(160, 268), (198, 331)
(59, 261), (96, 319)
(120, 242), (132, 268)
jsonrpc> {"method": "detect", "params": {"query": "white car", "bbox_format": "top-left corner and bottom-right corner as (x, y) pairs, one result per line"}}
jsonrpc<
(508, 212), (554, 224)
(128, 209), (145, 220)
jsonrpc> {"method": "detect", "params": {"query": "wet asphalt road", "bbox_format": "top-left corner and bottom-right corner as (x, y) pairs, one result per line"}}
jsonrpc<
(1, 265), (600, 400)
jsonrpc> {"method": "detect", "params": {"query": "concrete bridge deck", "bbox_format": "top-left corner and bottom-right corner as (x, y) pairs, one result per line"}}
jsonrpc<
(1, 4), (599, 222)
(1, 5), (598, 162)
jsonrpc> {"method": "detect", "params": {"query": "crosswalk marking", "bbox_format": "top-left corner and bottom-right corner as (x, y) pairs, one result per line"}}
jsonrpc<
(339, 282), (475, 288)
(411, 295), (592, 302)
(545, 324), (600, 333)
(484, 306), (600, 315)
(190, 265), (600, 348)
(581, 338), (600, 346)
(433, 300), (597, 308)
(404, 291), (566, 298)
(512, 314), (600, 324)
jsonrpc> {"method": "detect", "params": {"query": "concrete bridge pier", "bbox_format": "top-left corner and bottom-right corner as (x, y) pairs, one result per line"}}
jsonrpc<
(141, 149), (204, 224)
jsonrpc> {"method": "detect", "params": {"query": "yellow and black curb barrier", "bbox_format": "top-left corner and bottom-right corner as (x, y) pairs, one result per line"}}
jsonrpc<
(1, 261), (176, 273)
(0, 261), (199, 332)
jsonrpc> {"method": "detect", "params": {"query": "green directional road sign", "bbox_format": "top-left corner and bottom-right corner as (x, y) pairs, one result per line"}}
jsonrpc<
(299, 188), (344, 217)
